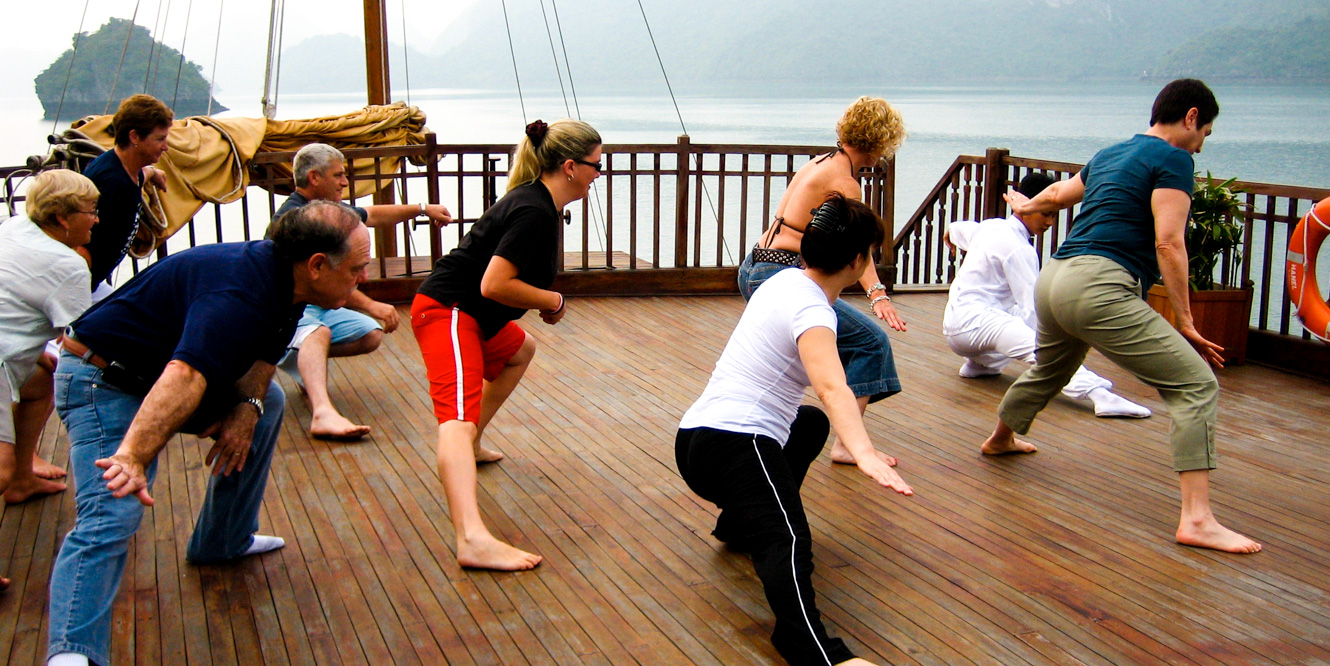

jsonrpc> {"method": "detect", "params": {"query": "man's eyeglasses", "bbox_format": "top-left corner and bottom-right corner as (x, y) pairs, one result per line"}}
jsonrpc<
(571, 158), (603, 173)
(76, 207), (99, 217)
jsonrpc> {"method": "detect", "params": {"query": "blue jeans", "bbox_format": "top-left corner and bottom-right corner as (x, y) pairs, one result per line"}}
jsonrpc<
(47, 353), (285, 665)
(738, 252), (901, 403)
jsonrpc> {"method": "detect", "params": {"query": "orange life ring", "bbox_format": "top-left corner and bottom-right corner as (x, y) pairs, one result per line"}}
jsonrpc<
(1287, 197), (1330, 342)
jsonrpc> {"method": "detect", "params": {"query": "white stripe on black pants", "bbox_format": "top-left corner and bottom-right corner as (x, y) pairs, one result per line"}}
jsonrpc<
(675, 405), (855, 665)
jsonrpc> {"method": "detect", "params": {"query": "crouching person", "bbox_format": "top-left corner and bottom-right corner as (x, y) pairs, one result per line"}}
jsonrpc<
(676, 194), (913, 666)
(46, 200), (371, 666)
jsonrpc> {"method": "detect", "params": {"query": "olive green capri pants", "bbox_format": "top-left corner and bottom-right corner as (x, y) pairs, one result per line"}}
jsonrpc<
(998, 255), (1218, 471)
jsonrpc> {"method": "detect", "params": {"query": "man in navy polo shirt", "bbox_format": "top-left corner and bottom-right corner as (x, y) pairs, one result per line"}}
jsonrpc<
(46, 201), (370, 666)
(980, 79), (1262, 555)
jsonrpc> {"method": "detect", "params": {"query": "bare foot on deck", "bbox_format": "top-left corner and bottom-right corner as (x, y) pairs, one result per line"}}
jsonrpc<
(981, 433), (1037, 456)
(474, 446), (504, 464)
(310, 411), (371, 440)
(828, 440), (897, 466)
(0, 576), (8, 591)
(32, 455), (66, 480)
(1176, 520), (1262, 554)
(3, 475), (67, 504)
(457, 533), (542, 571)
(836, 658), (880, 666)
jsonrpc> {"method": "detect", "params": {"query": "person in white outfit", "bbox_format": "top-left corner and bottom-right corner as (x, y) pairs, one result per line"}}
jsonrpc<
(942, 172), (1151, 418)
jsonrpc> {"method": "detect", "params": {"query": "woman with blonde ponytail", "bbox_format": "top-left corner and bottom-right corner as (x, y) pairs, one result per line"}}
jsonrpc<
(412, 118), (601, 571)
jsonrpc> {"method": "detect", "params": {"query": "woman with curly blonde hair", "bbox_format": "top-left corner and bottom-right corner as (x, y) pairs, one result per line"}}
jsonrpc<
(738, 96), (907, 467)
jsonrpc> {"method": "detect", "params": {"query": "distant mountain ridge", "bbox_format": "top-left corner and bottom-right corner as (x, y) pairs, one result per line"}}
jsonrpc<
(276, 0), (1330, 95)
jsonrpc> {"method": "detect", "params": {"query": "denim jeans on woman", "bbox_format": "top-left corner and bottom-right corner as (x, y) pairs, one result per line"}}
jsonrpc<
(47, 353), (285, 666)
(738, 252), (901, 402)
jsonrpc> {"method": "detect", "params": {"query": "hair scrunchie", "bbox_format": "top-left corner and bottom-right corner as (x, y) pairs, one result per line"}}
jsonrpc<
(525, 120), (549, 147)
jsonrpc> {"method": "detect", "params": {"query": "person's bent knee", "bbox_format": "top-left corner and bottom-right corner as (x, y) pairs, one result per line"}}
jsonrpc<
(357, 329), (384, 354)
(510, 334), (537, 366)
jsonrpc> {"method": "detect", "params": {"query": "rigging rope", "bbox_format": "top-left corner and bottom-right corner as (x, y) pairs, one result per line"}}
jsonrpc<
(207, 0), (224, 115)
(104, 0), (144, 116)
(543, 0), (605, 255)
(151, 0), (173, 95)
(634, 0), (730, 264)
(170, 0), (196, 110)
(537, 0), (570, 118)
(143, 0), (166, 93)
(500, 0), (526, 124)
(549, 0), (581, 119)
(398, 0), (412, 105)
(51, 0), (92, 131)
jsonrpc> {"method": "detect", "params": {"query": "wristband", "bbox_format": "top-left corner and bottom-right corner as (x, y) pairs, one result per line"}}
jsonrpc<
(241, 396), (264, 418)
(418, 202), (427, 216)
(869, 294), (892, 308)
(866, 282), (887, 297)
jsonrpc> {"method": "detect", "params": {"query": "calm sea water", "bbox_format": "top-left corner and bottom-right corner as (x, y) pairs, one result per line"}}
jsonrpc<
(4, 80), (1327, 225)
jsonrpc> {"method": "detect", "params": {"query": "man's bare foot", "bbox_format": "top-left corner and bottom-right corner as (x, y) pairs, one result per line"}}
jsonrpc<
(981, 433), (1037, 455)
(32, 456), (67, 480)
(3, 475), (67, 504)
(457, 533), (542, 570)
(474, 446), (505, 464)
(829, 440), (897, 466)
(310, 411), (371, 440)
(1176, 520), (1262, 554)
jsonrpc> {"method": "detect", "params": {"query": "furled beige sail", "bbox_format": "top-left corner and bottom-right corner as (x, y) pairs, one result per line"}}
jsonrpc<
(71, 102), (428, 257)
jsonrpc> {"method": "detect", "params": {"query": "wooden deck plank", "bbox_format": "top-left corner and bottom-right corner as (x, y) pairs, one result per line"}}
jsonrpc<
(1, 293), (1327, 665)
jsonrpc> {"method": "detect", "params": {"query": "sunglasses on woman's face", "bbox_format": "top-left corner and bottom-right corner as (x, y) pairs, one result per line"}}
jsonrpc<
(571, 158), (603, 173)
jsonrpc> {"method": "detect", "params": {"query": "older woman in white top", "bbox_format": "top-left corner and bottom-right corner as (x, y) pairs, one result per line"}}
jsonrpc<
(0, 169), (98, 586)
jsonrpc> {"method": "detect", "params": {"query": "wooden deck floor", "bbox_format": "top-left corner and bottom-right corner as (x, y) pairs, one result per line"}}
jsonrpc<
(2, 292), (1327, 665)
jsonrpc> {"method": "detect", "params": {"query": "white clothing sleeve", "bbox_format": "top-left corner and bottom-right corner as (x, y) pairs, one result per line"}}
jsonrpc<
(948, 220), (981, 254)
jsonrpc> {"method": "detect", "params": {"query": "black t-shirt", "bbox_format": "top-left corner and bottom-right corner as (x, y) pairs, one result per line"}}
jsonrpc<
(72, 241), (304, 406)
(82, 149), (143, 289)
(417, 180), (560, 338)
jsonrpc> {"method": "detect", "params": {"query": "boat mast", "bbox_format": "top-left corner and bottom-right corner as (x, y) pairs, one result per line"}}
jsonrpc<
(260, 0), (284, 118)
(363, 0), (391, 106)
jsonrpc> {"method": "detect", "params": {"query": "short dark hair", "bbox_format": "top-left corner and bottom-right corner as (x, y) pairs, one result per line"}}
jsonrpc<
(267, 200), (363, 265)
(800, 193), (885, 273)
(1150, 78), (1219, 127)
(111, 95), (174, 148)
(1018, 172), (1057, 199)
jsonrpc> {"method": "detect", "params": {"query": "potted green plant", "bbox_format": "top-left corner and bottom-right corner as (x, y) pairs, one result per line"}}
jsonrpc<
(1146, 173), (1254, 364)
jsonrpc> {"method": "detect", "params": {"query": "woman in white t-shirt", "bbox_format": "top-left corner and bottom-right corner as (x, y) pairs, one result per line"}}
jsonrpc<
(0, 169), (98, 589)
(677, 193), (912, 666)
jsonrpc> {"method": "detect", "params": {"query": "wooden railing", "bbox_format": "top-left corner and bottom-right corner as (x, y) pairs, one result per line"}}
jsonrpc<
(892, 147), (1329, 375)
(7, 136), (890, 301)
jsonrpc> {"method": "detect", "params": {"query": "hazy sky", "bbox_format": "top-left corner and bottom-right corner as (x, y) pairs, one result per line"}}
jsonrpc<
(2, 0), (478, 114)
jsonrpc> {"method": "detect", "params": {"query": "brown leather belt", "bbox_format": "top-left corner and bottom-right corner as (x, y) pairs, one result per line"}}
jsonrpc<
(60, 331), (111, 369)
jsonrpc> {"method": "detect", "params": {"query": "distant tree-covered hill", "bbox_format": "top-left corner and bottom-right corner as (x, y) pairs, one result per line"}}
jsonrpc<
(34, 18), (224, 121)
(1151, 16), (1330, 80)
